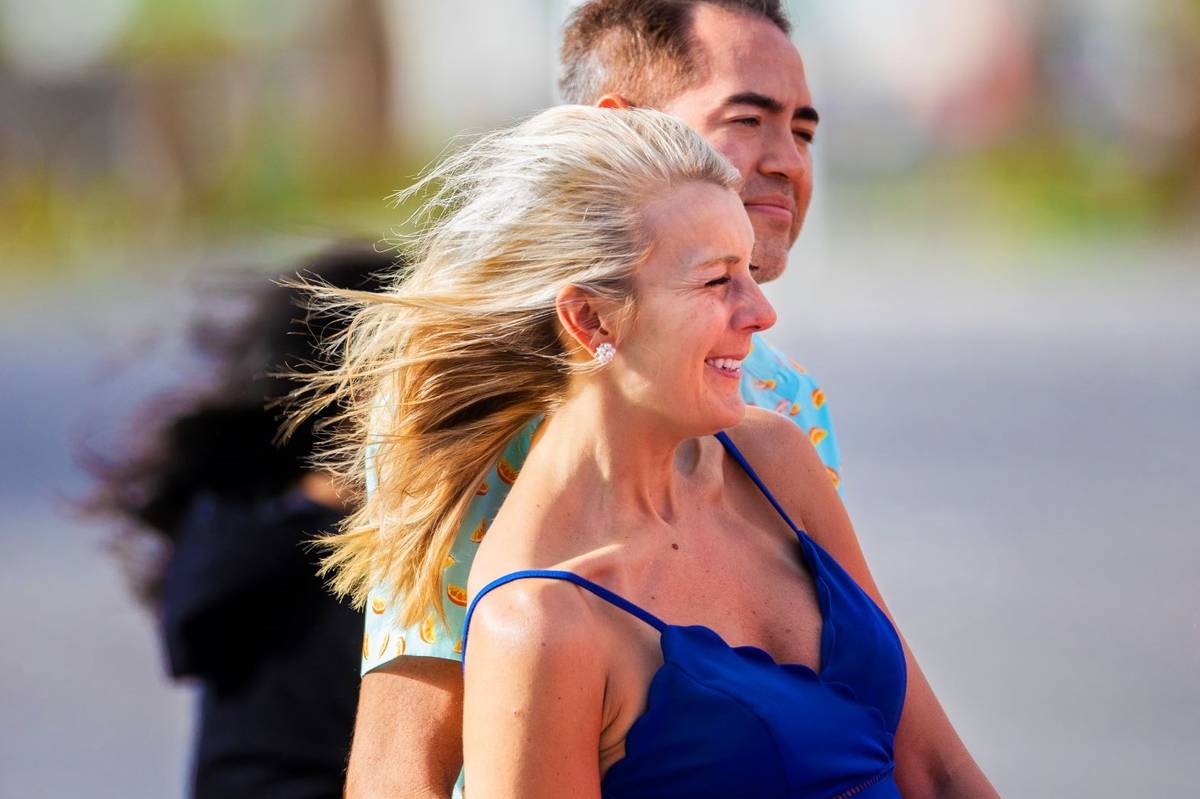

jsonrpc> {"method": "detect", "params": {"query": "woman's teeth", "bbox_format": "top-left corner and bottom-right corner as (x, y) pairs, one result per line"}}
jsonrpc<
(705, 357), (742, 375)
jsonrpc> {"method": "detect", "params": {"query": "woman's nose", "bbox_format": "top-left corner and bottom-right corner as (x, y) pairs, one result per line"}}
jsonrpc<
(738, 278), (777, 333)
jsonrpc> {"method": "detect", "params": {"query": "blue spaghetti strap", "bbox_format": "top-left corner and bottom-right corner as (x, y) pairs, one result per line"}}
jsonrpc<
(714, 430), (807, 541)
(461, 569), (667, 663)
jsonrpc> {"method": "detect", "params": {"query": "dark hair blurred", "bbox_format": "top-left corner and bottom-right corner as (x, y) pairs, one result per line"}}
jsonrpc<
(83, 244), (397, 606)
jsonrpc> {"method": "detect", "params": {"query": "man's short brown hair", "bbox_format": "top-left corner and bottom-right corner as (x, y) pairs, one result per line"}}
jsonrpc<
(559, 0), (791, 107)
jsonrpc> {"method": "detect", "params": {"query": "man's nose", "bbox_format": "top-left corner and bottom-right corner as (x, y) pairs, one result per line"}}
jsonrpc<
(759, 126), (808, 186)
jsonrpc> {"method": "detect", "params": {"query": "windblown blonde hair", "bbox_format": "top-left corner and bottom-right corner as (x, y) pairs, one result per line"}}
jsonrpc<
(295, 105), (739, 627)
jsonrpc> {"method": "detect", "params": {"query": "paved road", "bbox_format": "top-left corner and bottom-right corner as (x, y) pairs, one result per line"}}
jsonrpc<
(2, 235), (1197, 797)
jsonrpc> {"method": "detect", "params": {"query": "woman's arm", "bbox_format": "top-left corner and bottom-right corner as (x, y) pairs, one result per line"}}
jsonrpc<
(735, 408), (1001, 798)
(462, 579), (606, 799)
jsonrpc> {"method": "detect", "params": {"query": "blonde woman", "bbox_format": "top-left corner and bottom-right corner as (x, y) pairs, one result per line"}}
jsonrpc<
(304, 106), (997, 798)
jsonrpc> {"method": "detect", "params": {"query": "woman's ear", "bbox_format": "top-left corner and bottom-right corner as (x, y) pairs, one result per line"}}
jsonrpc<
(555, 284), (611, 357)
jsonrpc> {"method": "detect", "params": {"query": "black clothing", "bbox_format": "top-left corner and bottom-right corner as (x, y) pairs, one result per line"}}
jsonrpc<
(161, 490), (359, 799)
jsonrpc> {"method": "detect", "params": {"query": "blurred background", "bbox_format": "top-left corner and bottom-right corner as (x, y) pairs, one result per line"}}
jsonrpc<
(2, 0), (1197, 796)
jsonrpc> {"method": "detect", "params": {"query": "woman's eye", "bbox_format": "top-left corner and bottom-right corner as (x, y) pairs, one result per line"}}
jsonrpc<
(705, 276), (731, 288)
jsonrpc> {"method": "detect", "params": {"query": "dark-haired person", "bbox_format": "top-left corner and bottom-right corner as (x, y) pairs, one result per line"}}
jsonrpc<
(347, 3), (995, 798)
(85, 246), (393, 799)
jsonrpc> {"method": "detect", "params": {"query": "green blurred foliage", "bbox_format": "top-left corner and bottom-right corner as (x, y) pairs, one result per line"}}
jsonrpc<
(1, 0), (1197, 281)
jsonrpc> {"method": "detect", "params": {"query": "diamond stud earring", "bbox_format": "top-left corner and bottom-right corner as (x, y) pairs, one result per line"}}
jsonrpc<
(594, 342), (615, 366)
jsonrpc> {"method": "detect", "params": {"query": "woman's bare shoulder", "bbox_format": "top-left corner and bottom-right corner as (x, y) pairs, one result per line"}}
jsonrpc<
(726, 406), (821, 478)
(461, 548), (609, 799)
(722, 407), (836, 529)
(465, 567), (600, 658)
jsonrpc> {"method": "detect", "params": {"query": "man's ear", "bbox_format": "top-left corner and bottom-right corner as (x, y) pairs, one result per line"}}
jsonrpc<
(555, 284), (611, 357)
(595, 94), (633, 110)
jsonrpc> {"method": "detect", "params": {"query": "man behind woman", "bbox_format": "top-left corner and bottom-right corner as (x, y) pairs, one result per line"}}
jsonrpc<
(335, 2), (998, 797)
(304, 108), (997, 799)
(349, 3), (845, 793)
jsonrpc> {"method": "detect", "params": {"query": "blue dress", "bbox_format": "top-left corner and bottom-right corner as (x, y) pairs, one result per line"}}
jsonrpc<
(463, 431), (907, 799)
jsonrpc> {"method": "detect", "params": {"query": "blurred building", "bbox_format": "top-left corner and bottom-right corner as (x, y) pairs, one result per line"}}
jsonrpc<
(1, 0), (1197, 275)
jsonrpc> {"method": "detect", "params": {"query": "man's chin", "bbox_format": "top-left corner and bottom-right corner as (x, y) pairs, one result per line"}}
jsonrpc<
(750, 238), (791, 283)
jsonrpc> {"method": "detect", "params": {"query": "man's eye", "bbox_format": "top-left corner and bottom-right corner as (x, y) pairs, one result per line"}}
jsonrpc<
(794, 130), (815, 144)
(734, 117), (761, 128)
(705, 276), (731, 287)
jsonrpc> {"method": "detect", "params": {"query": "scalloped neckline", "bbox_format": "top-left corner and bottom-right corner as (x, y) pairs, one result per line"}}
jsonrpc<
(602, 537), (837, 785)
(665, 622), (825, 681)
(655, 524), (832, 680)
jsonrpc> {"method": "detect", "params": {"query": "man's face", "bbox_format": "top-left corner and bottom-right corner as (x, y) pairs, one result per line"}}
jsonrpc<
(657, 6), (818, 282)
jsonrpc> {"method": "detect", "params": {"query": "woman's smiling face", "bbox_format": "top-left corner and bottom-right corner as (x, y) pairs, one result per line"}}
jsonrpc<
(611, 180), (776, 436)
